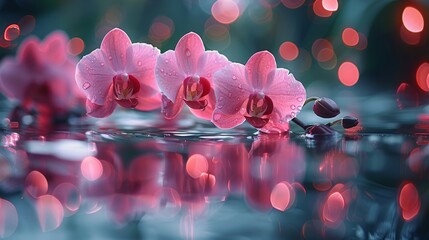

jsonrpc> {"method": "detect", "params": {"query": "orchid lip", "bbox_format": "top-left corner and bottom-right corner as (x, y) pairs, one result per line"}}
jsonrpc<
(182, 76), (211, 109)
(112, 73), (140, 108)
(244, 93), (274, 128)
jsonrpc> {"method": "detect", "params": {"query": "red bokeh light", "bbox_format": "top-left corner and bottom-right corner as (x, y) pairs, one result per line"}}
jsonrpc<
(279, 41), (299, 61)
(322, 0), (338, 12)
(149, 16), (175, 43)
(400, 25), (421, 45)
(211, 0), (240, 24)
(67, 37), (85, 56)
(312, 39), (334, 62)
(402, 6), (424, 33)
(81, 156), (103, 181)
(0, 199), (18, 238)
(322, 192), (345, 224)
(313, 0), (332, 18)
(186, 154), (208, 179)
(270, 181), (295, 211)
(416, 62), (429, 92)
(338, 62), (359, 86)
(25, 170), (48, 198)
(35, 195), (64, 232)
(280, 0), (305, 9)
(4, 24), (20, 41)
(399, 182), (420, 221)
(342, 28), (359, 47)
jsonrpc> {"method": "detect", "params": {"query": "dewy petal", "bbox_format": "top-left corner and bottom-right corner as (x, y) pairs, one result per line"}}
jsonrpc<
(101, 28), (132, 72)
(259, 113), (290, 134)
(17, 38), (43, 69)
(188, 89), (216, 120)
(42, 31), (68, 63)
(0, 58), (29, 100)
(264, 69), (306, 121)
(155, 50), (185, 102)
(245, 51), (276, 90)
(125, 43), (160, 98)
(86, 87), (116, 118)
(175, 32), (205, 75)
(211, 108), (245, 129)
(161, 93), (184, 119)
(197, 51), (229, 79)
(213, 63), (251, 115)
(75, 48), (115, 105)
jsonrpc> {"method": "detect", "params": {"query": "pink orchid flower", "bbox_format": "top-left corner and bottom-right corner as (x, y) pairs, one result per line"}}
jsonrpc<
(155, 32), (229, 120)
(76, 28), (161, 118)
(0, 31), (84, 113)
(212, 51), (306, 133)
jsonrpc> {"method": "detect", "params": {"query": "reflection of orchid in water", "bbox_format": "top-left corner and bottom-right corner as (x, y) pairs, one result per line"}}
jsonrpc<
(0, 31), (85, 126)
(245, 134), (305, 211)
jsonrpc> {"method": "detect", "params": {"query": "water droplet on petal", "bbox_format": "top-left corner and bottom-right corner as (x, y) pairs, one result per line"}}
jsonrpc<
(108, 56), (113, 60)
(100, 62), (105, 67)
(297, 106), (302, 110)
(218, 104), (224, 109)
(213, 113), (221, 121)
(185, 49), (191, 57)
(165, 59), (169, 63)
(232, 75), (237, 80)
(160, 69), (164, 73)
(137, 61), (142, 66)
(238, 84), (242, 89)
(291, 105), (296, 110)
(218, 96), (224, 101)
(228, 92), (232, 97)
(82, 82), (91, 90)
(297, 97), (303, 102)
(291, 112), (296, 117)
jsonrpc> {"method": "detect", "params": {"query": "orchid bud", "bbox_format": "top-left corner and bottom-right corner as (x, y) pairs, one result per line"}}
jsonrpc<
(313, 97), (340, 118)
(305, 124), (336, 136)
(341, 116), (359, 129)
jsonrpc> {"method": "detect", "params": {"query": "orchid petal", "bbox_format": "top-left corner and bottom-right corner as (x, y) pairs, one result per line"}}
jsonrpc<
(17, 38), (43, 69)
(197, 51), (229, 79)
(125, 43), (160, 98)
(86, 88), (116, 118)
(42, 31), (68, 63)
(188, 89), (216, 120)
(155, 50), (185, 102)
(0, 58), (29, 99)
(135, 92), (162, 111)
(175, 32), (204, 75)
(161, 92), (184, 119)
(264, 69), (306, 121)
(75, 49), (114, 105)
(245, 51), (276, 90)
(101, 28), (132, 72)
(211, 108), (245, 129)
(259, 113), (290, 134)
(213, 63), (251, 115)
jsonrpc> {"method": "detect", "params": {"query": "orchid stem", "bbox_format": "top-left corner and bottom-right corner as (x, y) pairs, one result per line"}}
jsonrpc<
(325, 119), (341, 127)
(291, 117), (309, 130)
(303, 97), (319, 107)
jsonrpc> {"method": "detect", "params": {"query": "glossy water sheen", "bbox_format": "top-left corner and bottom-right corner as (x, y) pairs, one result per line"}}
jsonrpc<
(0, 106), (429, 240)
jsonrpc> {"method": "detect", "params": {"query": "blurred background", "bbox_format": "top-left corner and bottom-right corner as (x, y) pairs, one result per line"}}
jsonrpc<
(1, 0), (429, 102)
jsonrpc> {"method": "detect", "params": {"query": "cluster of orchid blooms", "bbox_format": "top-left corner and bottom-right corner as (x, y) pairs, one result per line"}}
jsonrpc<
(0, 28), (357, 134)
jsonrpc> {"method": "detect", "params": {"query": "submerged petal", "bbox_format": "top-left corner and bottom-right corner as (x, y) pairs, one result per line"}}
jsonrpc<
(101, 28), (132, 72)
(155, 50), (185, 102)
(76, 49), (114, 105)
(175, 32), (205, 75)
(213, 63), (251, 115)
(125, 43), (160, 98)
(245, 51), (276, 90)
(264, 69), (306, 122)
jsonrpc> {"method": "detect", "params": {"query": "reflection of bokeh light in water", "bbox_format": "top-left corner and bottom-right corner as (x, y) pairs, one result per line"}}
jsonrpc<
(400, 25), (421, 45)
(53, 183), (81, 216)
(149, 16), (175, 43)
(416, 62), (429, 92)
(186, 154), (208, 179)
(342, 28), (359, 47)
(321, 0), (338, 12)
(322, 191), (345, 225)
(280, 0), (305, 9)
(270, 181), (294, 211)
(67, 37), (85, 56)
(35, 195), (64, 232)
(25, 170), (48, 198)
(313, 0), (332, 18)
(18, 15), (35, 35)
(0, 199), (18, 238)
(279, 41), (299, 61)
(81, 156), (103, 181)
(402, 7), (424, 33)
(399, 182), (420, 221)
(4, 24), (20, 41)
(338, 62), (359, 87)
(211, 0), (240, 24)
